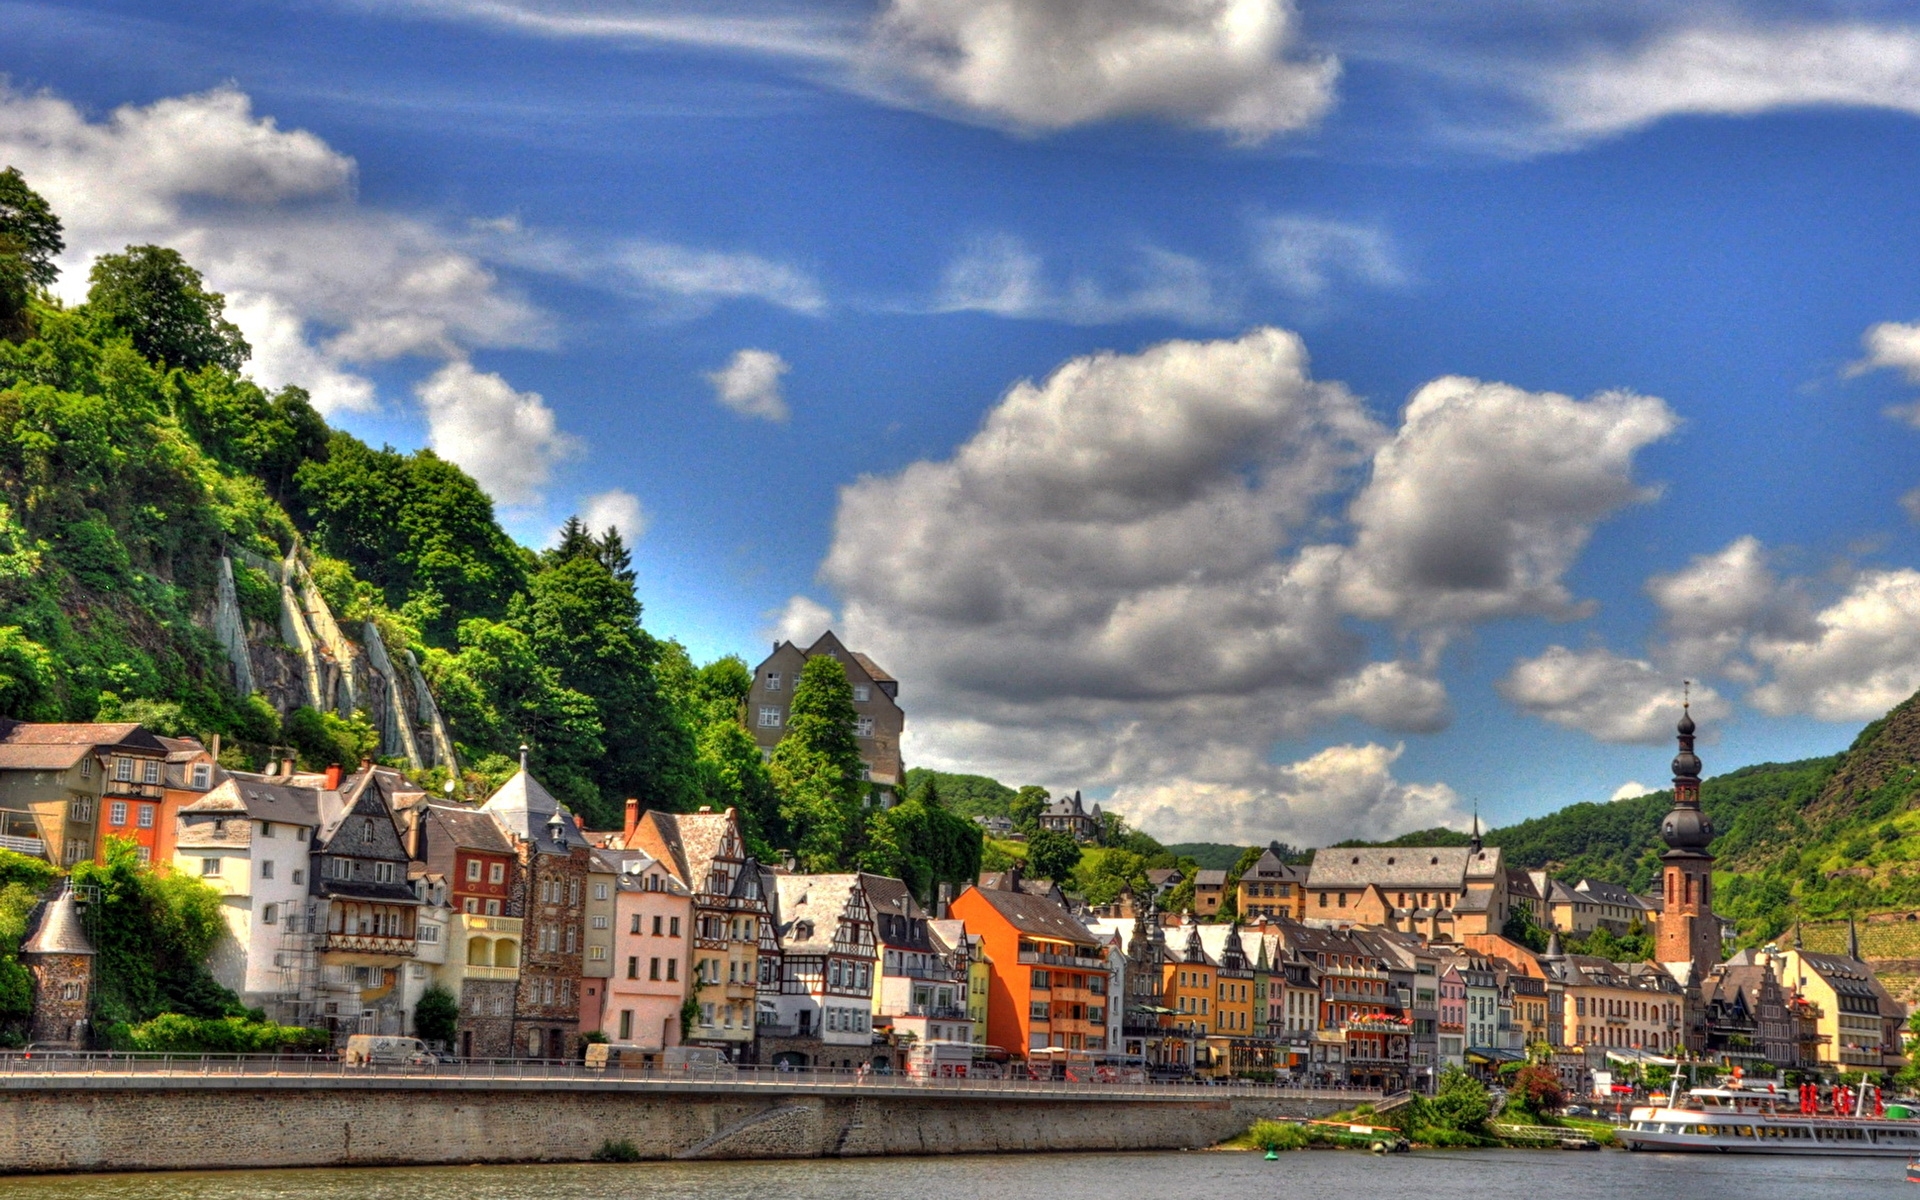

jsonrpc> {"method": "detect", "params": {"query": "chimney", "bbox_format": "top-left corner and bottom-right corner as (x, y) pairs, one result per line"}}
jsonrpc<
(282, 757), (295, 778)
(623, 798), (640, 845)
(1005, 861), (1022, 891)
(210, 732), (221, 762)
(323, 763), (343, 790)
(936, 881), (953, 919)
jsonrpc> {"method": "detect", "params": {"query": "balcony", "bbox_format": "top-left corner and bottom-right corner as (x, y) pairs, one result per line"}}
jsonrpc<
(458, 913), (524, 937)
(0, 834), (44, 857)
(103, 780), (164, 801)
(317, 933), (416, 957)
(907, 1004), (969, 1020)
(1017, 947), (1107, 969)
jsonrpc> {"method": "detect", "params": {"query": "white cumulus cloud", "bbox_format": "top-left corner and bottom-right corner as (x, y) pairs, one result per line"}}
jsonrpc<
(577, 488), (648, 543)
(1109, 743), (1463, 847)
(765, 595), (836, 648)
(871, 0), (1336, 141)
(1337, 376), (1676, 628)
(414, 360), (582, 506)
(1499, 645), (1727, 745)
(1749, 568), (1920, 722)
(707, 349), (792, 422)
(1611, 781), (1653, 803)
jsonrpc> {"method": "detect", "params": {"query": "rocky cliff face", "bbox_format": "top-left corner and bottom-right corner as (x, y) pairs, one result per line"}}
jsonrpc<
(207, 547), (456, 771)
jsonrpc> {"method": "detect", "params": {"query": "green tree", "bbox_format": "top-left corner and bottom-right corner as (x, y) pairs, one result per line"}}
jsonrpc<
(1027, 829), (1082, 882)
(414, 984), (460, 1047)
(524, 554), (699, 822)
(1010, 785), (1050, 834)
(769, 655), (868, 870)
(72, 838), (242, 1027)
(1075, 849), (1149, 907)
(1502, 904), (1551, 953)
(862, 794), (984, 904)
(0, 167), (63, 337)
(281, 706), (379, 772)
(1430, 1065), (1492, 1133)
(86, 245), (250, 372)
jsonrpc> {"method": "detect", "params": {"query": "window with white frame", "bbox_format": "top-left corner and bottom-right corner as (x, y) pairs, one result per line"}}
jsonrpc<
(758, 707), (782, 728)
(853, 685), (869, 702)
(108, 801), (127, 826)
(375, 862), (396, 883)
(467, 859), (482, 881)
(489, 862), (505, 884)
(191, 763), (211, 788)
(765, 672), (781, 691)
(589, 945), (606, 961)
(114, 757), (134, 782)
(418, 924), (439, 943)
(142, 759), (160, 785)
(201, 857), (221, 876)
(591, 915), (609, 929)
(70, 799), (91, 822)
(594, 883), (608, 900)
(854, 717), (875, 738)
(136, 804), (154, 828)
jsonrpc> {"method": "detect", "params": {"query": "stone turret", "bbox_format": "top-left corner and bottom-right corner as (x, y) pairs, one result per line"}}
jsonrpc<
(22, 881), (94, 1049)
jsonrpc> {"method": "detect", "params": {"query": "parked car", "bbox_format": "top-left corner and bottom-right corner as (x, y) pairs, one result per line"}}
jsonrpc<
(342, 1035), (437, 1066)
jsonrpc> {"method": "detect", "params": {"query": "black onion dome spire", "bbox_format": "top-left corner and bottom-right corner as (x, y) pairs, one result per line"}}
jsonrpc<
(1660, 688), (1714, 854)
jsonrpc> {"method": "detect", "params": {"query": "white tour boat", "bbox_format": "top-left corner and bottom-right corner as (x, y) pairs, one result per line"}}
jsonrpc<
(1619, 1077), (1919, 1156)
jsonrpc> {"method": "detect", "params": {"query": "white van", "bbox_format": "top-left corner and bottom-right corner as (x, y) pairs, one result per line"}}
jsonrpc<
(342, 1035), (437, 1066)
(661, 1046), (733, 1074)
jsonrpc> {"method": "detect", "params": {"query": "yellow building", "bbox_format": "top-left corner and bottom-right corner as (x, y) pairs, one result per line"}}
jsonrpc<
(1779, 947), (1905, 1072)
(1162, 921), (1218, 1074)
(1236, 844), (1306, 921)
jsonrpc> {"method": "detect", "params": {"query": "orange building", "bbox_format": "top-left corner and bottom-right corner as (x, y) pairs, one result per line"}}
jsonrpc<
(94, 733), (211, 864)
(1162, 921), (1219, 1056)
(949, 883), (1112, 1067)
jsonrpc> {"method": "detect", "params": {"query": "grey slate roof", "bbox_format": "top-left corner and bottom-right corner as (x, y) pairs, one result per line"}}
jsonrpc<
(1306, 845), (1503, 889)
(425, 803), (515, 855)
(183, 777), (323, 827)
(23, 884), (93, 956)
(481, 768), (590, 852)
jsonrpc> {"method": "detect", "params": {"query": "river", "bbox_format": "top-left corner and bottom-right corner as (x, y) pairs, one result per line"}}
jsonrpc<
(0, 1150), (1905, 1200)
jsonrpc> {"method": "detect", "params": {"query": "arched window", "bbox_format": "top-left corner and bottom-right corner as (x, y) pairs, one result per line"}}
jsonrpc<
(469, 938), (491, 965)
(496, 940), (519, 968)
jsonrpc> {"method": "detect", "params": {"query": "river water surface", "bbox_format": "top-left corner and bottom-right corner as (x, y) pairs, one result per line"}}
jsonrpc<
(2, 1150), (1901, 1200)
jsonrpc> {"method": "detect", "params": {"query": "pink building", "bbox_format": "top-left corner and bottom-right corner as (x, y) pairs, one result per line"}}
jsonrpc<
(601, 848), (694, 1056)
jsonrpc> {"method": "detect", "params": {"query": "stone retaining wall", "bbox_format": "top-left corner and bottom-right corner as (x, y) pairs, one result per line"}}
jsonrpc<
(0, 1079), (1352, 1173)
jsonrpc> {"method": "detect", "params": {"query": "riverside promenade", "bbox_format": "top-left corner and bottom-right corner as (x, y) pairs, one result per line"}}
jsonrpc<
(0, 1053), (1386, 1173)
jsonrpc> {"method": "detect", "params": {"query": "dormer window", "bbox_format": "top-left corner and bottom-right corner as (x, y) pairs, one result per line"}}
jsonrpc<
(191, 763), (211, 788)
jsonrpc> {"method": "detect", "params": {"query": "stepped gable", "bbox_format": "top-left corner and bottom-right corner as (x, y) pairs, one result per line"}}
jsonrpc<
(1812, 688), (1920, 820)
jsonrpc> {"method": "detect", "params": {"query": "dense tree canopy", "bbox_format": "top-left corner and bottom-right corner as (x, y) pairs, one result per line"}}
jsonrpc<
(86, 245), (250, 373)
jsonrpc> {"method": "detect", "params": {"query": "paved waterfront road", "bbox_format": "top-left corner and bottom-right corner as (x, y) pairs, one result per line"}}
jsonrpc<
(0, 1149), (1900, 1199)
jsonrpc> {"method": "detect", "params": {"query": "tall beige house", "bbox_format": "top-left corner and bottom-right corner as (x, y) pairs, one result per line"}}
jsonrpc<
(748, 631), (904, 803)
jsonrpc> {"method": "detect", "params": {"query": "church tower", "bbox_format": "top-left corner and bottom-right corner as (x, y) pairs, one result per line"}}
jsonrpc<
(1656, 698), (1719, 974)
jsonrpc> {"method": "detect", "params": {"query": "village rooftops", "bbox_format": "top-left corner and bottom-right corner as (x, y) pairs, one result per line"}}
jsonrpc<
(422, 803), (516, 855)
(962, 885), (1102, 947)
(480, 767), (591, 854)
(1306, 844), (1503, 889)
(773, 873), (864, 954)
(181, 777), (324, 827)
(0, 720), (168, 771)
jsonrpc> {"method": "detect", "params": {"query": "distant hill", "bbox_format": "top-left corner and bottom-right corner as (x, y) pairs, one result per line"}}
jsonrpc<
(903, 768), (1018, 819)
(1165, 843), (1249, 871)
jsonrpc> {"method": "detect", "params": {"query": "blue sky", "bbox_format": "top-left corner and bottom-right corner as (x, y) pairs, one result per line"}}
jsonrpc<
(10, 0), (1920, 845)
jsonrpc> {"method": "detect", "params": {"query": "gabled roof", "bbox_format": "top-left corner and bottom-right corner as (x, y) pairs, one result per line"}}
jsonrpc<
(481, 768), (590, 853)
(0, 720), (168, 770)
(425, 803), (515, 855)
(630, 808), (741, 891)
(1574, 879), (1649, 909)
(959, 884), (1102, 946)
(775, 873), (864, 955)
(183, 777), (323, 826)
(1306, 845), (1502, 889)
(848, 652), (894, 685)
(1244, 848), (1304, 881)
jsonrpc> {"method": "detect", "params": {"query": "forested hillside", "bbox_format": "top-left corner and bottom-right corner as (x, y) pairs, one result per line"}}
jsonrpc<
(0, 166), (984, 899)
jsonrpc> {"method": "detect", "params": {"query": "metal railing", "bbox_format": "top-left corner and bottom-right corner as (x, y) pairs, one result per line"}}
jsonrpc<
(0, 1051), (1387, 1102)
